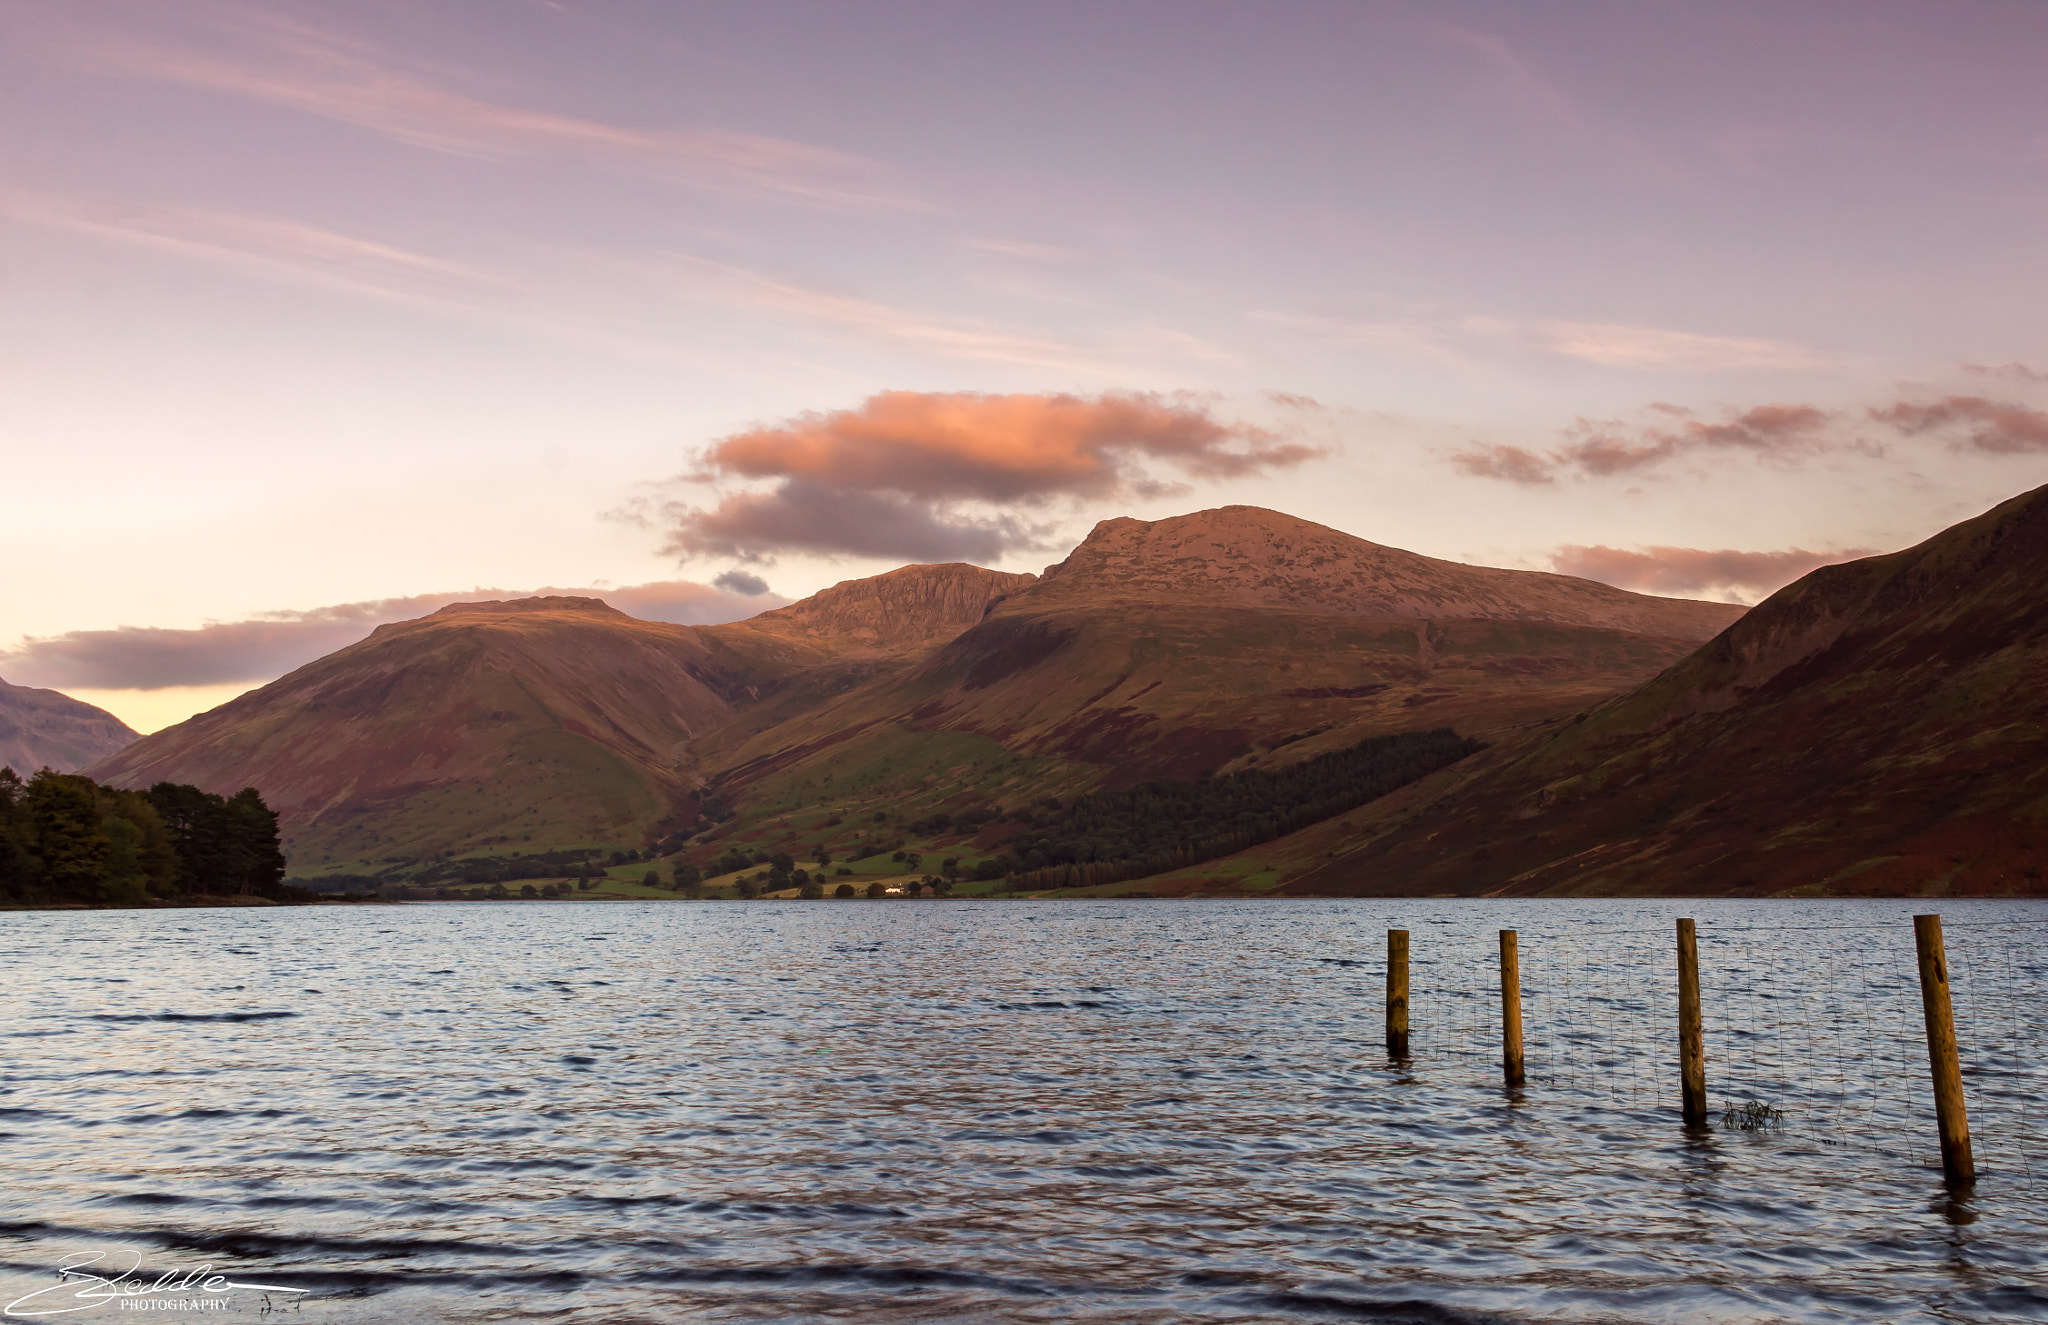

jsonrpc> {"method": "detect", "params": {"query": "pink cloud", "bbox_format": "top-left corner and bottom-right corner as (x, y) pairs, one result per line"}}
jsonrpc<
(659, 391), (1321, 563)
(1451, 444), (1555, 485)
(1869, 396), (2048, 454)
(1552, 544), (1876, 597)
(1451, 403), (1835, 483)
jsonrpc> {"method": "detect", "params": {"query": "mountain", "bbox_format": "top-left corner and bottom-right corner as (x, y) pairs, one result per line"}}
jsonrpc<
(88, 597), (811, 868)
(1030, 507), (1740, 637)
(731, 562), (1038, 657)
(1281, 484), (2048, 898)
(87, 572), (1029, 871)
(692, 507), (1746, 826)
(84, 508), (1756, 885)
(0, 676), (138, 775)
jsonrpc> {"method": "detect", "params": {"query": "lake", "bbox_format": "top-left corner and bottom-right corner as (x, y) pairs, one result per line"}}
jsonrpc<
(2, 898), (2044, 1323)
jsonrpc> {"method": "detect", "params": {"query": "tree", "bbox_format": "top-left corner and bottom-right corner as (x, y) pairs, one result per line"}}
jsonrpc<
(674, 862), (702, 897)
(834, 882), (856, 898)
(736, 874), (760, 899)
(799, 876), (824, 899)
(942, 856), (961, 880)
(519, 884), (538, 898)
(0, 767), (35, 902)
(866, 880), (887, 899)
(642, 868), (661, 889)
(226, 788), (286, 894)
(815, 847), (832, 868)
(28, 771), (110, 901)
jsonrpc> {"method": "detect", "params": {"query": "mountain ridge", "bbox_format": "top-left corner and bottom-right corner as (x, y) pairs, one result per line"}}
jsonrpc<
(87, 503), (1762, 880)
(0, 676), (139, 775)
(1276, 483), (2048, 898)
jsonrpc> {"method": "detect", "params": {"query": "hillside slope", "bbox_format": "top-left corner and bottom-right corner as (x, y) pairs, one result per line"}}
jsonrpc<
(86, 568), (1034, 872)
(89, 597), (823, 869)
(694, 507), (1747, 832)
(0, 676), (138, 775)
(1284, 484), (2048, 898)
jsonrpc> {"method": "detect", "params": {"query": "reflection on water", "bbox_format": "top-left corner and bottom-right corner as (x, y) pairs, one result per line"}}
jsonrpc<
(1, 898), (2044, 1322)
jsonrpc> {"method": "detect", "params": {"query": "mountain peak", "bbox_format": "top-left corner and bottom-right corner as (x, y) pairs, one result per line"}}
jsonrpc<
(1026, 504), (1742, 641)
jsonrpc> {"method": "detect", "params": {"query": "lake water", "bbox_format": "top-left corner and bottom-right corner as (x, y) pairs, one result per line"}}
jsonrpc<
(2, 898), (2045, 1323)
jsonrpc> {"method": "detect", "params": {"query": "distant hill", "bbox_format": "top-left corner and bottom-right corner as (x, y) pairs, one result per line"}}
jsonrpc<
(1282, 483), (2048, 898)
(0, 676), (137, 774)
(87, 572), (1028, 871)
(88, 597), (813, 869)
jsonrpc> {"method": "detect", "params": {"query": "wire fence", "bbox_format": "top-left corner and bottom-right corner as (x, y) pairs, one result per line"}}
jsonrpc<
(1381, 916), (2048, 1182)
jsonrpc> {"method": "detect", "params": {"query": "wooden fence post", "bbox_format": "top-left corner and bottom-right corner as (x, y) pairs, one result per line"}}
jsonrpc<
(1677, 918), (1707, 1125)
(1913, 913), (1975, 1185)
(1499, 929), (1524, 1087)
(1387, 929), (1410, 1055)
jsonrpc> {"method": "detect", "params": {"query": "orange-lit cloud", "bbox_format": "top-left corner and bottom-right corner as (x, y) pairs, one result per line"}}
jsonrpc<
(1552, 544), (1875, 598)
(658, 391), (1321, 563)
(1870, 396), (2048, 454)
(1, 579), (782, 691)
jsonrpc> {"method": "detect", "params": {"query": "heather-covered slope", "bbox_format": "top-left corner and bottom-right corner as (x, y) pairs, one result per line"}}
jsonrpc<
(1283, 484), (2048, 898)
(89, 597), (824, 869)
(85, 569), (1034, 873)
(696, 507), (1746, 826)
(722, 562), (1036, 656)
(0, 676), (137, 775)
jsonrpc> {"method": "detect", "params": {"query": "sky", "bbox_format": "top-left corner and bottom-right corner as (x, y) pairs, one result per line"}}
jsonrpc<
(4, 0), (2046, 733)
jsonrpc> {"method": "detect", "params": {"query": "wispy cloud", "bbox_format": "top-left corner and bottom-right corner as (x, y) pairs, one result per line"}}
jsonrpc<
(1961, 362), (2048, 383)
(720, 270), (1099, 370)
(1530, 321), (1821, 372)
(8, 192), (505, 311)
(958, 238), (1086, 264)
(1552, 544), (1876, 601)
(1265, 309), (1823, 374)
(81, 5), (904, 207)
(1432, 24), (1692, 186)
(649, 390), (1322, 564)
(1, 579), (784, 691)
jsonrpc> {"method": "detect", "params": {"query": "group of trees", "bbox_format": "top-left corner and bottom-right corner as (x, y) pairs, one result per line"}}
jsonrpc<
(0, 767), (290, 907)
(1002, 727), (1484, 892)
